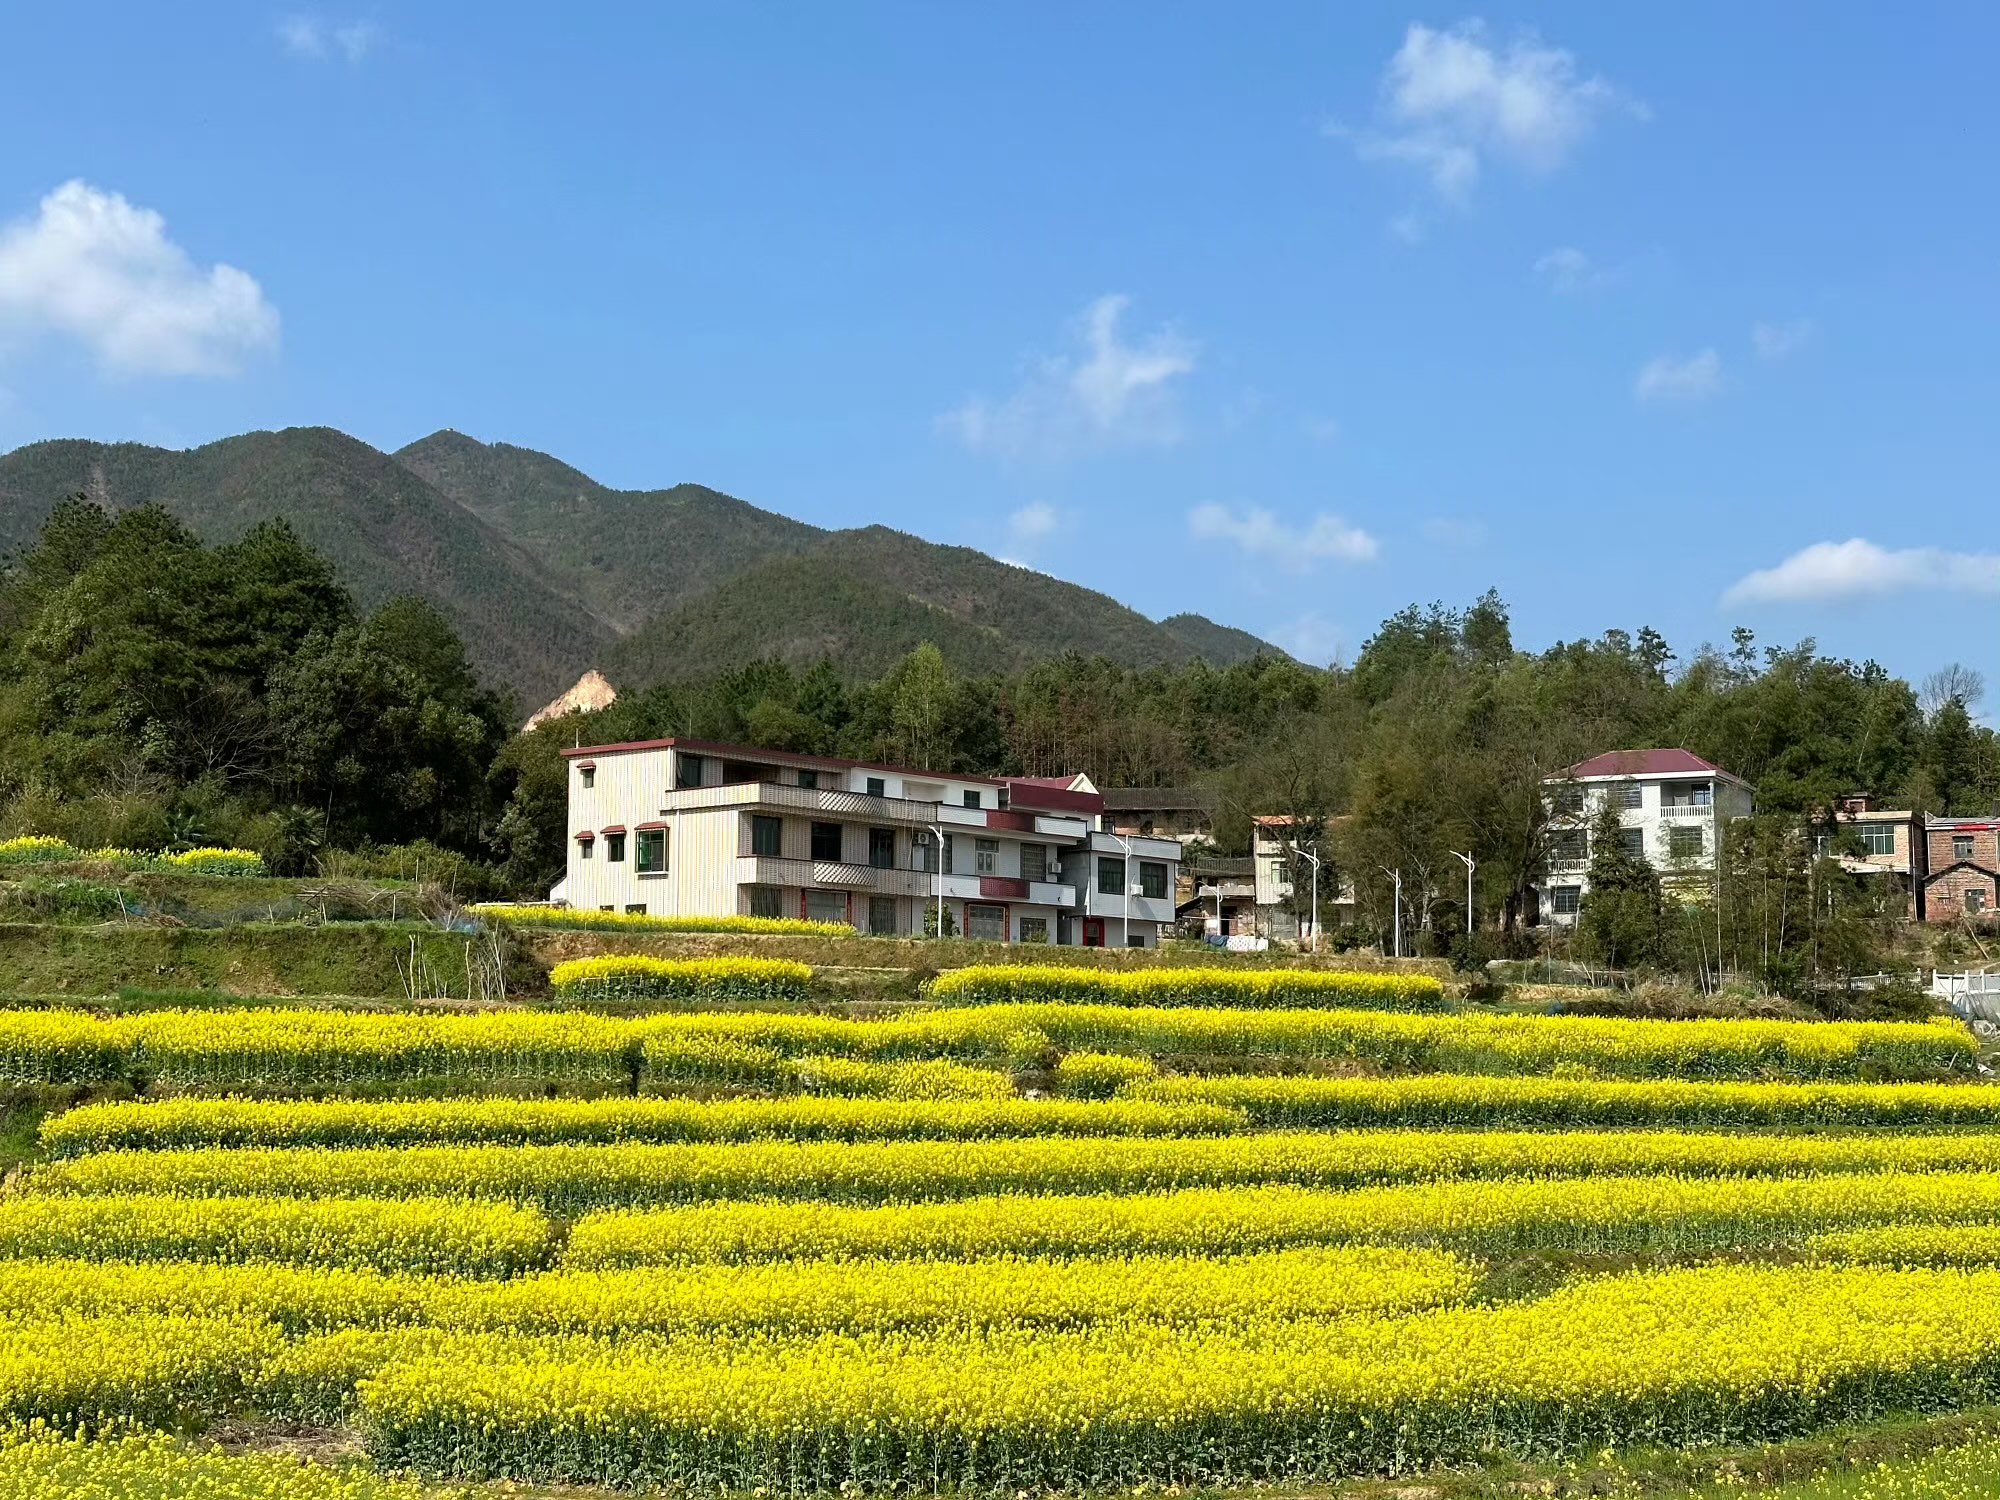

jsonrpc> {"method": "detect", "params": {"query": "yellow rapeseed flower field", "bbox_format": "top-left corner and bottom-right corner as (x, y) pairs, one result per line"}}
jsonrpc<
(925, 963), (1447, 1011)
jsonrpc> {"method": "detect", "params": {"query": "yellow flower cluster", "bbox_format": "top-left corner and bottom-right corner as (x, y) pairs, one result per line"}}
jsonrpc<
(41, 1093), (1239, 1155)
(473, 903), (851, 936)
(1812, 1223), (2000, 1268)
(46, 1128), (2000, 1215)
(0, 1430), (440, 1500)
(1054, 1049), (1159, 1098)
(548, 954), (815, 1003)
(0, 1192), (548, 1276)
(1131, 1070), (2000, 1131)
(0, 837), (265, 876)
(0, 1244), (1472, 1339)
(0, 1315), (280, 1430)
(0, 1001), (1968, 1094)
(564, 1169), (2000, 1265)
(928, 963), (1447, 1011)
(353, 1264), (2000, 1490)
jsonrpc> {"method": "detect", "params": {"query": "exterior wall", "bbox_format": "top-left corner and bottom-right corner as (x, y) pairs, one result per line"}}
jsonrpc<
(1924, 864), (1999, 922)
(1926, 821), (2000, 875)
(561, 739), (1109, 941)
(1059, 833), (1182, 947)
(1535, 771), (1754, 923)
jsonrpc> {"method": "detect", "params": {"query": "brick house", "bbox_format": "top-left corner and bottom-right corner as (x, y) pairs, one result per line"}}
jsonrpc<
(1920, 817), (2000, 922)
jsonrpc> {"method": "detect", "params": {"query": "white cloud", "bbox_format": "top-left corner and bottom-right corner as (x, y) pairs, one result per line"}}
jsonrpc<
(1269, 612), (1348, 667)
(279, 16), (381, 61)
(1003, 502), (1062, 561)
(0, 181), (279, 378)
(1336, 21), (1635, 202)
(1423, 517), (1487, 548)
(1188, 503), (1379, 570)
(940, 295), (1196, 459)
(1634, 348), (1722, 403)
(1302, 415), (1343, 445)
(1752, 318), (1815, 360)
(1723, 539), (2000, 606)
(1534, 246), (1613, 293)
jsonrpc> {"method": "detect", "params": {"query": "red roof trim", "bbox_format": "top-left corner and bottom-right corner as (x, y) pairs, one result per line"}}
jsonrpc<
(576, 760), (596, 771)
(1003, 780), (1104, 817)
(599, 824), (627, 835)
(558, 736), (1004, 786)
(1560, 748), (1750, 786)
(575, 831), (595, 841)
(635, 821), (667, 831)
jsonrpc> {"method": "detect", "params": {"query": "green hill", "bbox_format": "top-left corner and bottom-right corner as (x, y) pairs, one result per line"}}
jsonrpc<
(0, 427), (613, 705)
(394, 430), (821, 631)
(0, 424), (1286, 701)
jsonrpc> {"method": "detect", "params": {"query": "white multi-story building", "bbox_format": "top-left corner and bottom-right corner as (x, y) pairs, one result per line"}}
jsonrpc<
(555, 738), (1181, 947)
(1536, 748), (1755, 923)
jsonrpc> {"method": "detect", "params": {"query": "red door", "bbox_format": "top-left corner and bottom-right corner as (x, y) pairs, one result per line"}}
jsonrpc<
(1082, 918), (1105, 947)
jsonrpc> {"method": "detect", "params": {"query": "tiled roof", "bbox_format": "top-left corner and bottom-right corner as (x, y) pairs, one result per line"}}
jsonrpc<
(1561, 749), (1748, 784)
(1102, 787), (1216, 812)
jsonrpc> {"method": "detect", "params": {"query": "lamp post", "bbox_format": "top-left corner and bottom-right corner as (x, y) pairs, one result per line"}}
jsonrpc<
(1292, 845), (1323, 953)
(1450, 850), (1475, 937)
(1105, 832), (1135, 949)
(914, 827), (943, 940)
(1379, 866), (1404, 958)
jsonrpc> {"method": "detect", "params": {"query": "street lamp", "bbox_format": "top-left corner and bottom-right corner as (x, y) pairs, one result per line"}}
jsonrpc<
(1104, 832), (1135, 949)
(1379, 866), (1404, 958)
(1292, 845), (1323, 953)
(1450, 850), (1475, 937)
(913, 827), (943, 940)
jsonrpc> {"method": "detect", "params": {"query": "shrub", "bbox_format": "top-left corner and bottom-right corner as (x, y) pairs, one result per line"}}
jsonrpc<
(926, 965), (1446, 1012)
(549, 955), (815, 1005)
(1054, 1050), (1158, 1098)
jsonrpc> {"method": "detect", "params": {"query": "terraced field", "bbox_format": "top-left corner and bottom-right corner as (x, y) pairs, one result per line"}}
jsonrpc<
(0, 960), (1993, 1497)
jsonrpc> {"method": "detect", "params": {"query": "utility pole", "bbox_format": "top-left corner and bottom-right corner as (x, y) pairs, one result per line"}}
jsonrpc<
(1293, 845), (1323, 953)
(1450, 850), (1475, 937)
(1380, 867), (1404, 958)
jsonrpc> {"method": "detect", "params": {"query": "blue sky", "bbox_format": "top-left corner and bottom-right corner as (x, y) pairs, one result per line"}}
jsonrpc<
(2, 3), (1996, 697)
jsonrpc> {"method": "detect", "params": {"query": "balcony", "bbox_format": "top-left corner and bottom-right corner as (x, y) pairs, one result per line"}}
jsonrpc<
(664, 781), (942, 827)
(733, 857), (933, 898)
(1659, 802), (1713, 820)
(935, 873), (1075, 908)
(1084, 891), (1177, 924)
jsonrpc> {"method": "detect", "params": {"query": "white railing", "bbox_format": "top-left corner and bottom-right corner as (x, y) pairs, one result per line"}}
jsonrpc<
(1659, 802), (1713, 819)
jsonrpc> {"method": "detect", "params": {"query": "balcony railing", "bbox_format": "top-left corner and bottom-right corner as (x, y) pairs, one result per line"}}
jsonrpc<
(733, 857), (933, 898)
(1659, 802), (1713, 819)
(665, 781), (943, 827)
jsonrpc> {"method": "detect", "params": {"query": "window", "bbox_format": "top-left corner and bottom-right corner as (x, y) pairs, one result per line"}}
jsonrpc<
(1693, 784), (1713, 806)
(579, 766), (594, 788)
(867, 896), (897, 935)
(1969, 889), (1990, 915)
(749, 886), (783, 918)
(805, 890), (848, 925)
(942, 835), (955, 875)
(1021, 843), (1047, 883)
(810, 822), (843, 862)
(1612, 783), (1642, 810)
(624, 903), (647, 915)
(1139, 861), (1168, 900)
(1127, 935), (1146, 949)
(599, 905), (615, 913)
(1553, 786), (1584, 814)
(1669, 825), (1705, 859)
(798, 769), (819, 790)
(966, 903), (1005, 941)
(1619, 827), (1645, 859)
(1551, 886), (1581, 916)
(1858, 823), (1898, 857)
(1549, 830), (1587, 865)
(1097, 856), (1124, 896)
(866, 776), (886, 797)
(975, 837), (998, 875)
(578, 837), (593, 860)
(1955, 835), (1976, 862)
(963, 790), (981, 809)
(912, 836), (936, 873)
(636, 828), (667, 874)
(868, 827), (895, 869)
(750, 815), (782, 858)
(675, 754), (704, 789)
(605, 832), (626, 863)
(1018, 915), (1048, 943)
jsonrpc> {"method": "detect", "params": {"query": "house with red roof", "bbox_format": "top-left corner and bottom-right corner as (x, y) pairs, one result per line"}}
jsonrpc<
(1535, 748), (1755, 923)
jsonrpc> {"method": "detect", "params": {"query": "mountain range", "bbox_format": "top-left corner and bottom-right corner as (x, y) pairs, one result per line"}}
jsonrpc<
(0, 426), (1285, 705)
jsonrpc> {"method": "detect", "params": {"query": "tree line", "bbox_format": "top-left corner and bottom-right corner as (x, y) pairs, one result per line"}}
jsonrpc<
(3, 501), (1993, 998)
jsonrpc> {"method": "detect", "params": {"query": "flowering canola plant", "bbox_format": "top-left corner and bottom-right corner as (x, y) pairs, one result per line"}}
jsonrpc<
(926, 964), (1447, 1012)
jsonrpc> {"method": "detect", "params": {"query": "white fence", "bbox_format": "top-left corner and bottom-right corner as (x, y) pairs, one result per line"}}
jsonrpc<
(1933, 970), (2000, 1022)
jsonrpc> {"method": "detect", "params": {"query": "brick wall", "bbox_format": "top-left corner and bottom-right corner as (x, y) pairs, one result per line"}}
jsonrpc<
(1926, 822), (2000, 873)
(1924, 863), (2000, 922)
